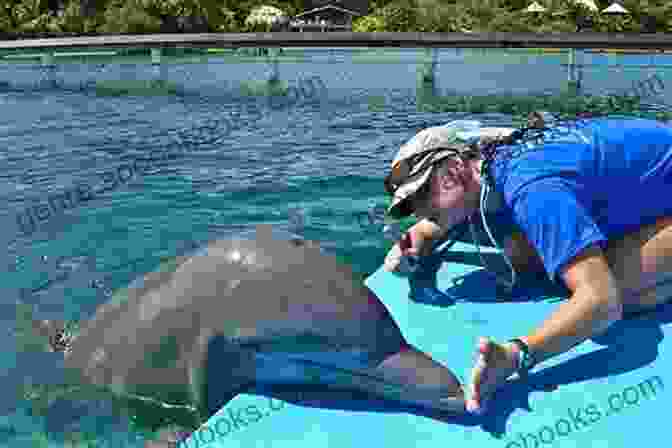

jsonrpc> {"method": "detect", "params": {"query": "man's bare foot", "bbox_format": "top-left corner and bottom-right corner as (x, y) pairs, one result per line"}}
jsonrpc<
(466, 337), (520, 414)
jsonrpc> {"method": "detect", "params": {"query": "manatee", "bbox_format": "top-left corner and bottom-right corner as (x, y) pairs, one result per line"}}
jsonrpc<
(30, 225), (465, 430)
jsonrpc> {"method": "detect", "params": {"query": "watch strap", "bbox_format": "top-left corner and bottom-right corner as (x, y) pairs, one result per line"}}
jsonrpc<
(509, 338), (537, 373)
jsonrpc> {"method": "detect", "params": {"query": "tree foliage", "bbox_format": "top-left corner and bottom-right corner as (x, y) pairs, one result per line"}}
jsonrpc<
(377, 0), (419, 32)
(100, 0), (162, 33)
(352, 14), (385, 32)
(0, 0), (670, 34)
(0, 0), (49, 32)
(350, 0), (671, 33)
(417, 3), (476, 32)
(486, 8), (537, 32)
(52, 0), (104, 33)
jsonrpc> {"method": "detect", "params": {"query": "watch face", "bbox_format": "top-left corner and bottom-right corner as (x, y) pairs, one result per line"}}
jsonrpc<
(510, 339), (533, 370)
(522, 351), (536, 370)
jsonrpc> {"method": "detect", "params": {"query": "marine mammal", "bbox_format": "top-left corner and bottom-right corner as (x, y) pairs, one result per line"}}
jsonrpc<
(19, 225), (465, 439)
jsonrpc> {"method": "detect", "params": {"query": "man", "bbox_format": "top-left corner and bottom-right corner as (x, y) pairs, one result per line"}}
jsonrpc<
(383, 116), (672, 414)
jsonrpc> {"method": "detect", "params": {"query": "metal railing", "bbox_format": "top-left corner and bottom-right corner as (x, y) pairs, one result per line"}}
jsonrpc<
(2, 32), (672, 51)
(0, 35), (669, 116)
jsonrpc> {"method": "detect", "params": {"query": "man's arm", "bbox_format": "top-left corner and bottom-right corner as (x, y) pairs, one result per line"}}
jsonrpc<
(520, 245), (623, 364)
(508, 179), (620, 364)
(420, 212), (546, 273)
(385, 216), (547, 273)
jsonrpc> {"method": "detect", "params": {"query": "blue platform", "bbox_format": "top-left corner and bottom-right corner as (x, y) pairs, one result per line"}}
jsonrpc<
(180, 240), (671, 448)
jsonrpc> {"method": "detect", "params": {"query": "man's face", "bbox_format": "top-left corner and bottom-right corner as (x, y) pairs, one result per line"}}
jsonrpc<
(411, 166), (472, 227)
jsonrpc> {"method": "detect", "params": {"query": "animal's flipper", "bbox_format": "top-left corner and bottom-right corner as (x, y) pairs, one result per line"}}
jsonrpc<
(188, 331), (256, 423)
(369, 345), (466, 414)
(257, 346), (465, 416)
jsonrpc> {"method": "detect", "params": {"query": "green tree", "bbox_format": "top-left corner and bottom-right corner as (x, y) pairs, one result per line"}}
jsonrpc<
(99, 0), (235, 33)
(46, 0), (103, 32)
(494, 0), (528, 11)
(378, 0), (419, 31)
(0, 0), (23, 31)
(592, 12), (641, 32)
(225, 0), (264, 30)
(415, 2), (477, 31)
(535, 17), (580, 32)
(0, 0), (51, 32)
(634, 1), (670, 32)
(485, 8), (537, 32)
(352, 14), (386, 31)
(99, 0), (161, 33)
(463, 1), (497, 31)
(216, 7), (238, 32)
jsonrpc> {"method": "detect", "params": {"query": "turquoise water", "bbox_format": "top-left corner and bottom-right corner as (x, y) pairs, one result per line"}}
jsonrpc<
(1, 47), (671, 447)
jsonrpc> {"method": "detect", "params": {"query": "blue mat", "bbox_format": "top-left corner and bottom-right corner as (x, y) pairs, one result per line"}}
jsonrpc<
(180, 241), (670, 448)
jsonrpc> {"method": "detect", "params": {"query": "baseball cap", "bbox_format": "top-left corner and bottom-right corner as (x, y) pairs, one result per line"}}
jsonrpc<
(384, 121), (483, 219)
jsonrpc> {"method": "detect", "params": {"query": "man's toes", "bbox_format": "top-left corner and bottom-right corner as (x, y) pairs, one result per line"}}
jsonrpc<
(466, 398), (482, 414)
(471, 339), (493, 400)
(474, 339), (495, 381)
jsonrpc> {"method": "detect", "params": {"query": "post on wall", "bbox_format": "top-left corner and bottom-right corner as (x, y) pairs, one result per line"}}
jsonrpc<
(41, 52), (56, 87)
(267, 47), (281, 85)
(417, 47), (438, 108)
(566, 47), (583, 95)
(150, 47), (165, 82)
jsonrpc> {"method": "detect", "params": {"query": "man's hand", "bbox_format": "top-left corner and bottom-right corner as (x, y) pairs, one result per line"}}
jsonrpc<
(383, 243), (406, 274)
(384, 219), (444, 274)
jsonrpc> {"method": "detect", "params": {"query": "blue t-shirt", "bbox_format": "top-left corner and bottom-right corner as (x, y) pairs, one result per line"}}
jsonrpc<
(489, 118), (672, 284)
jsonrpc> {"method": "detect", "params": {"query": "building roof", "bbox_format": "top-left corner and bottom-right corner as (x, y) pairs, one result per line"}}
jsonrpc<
(602, 2), (629, 14)
(294, 4), (364, 19)
(304, 0), (368, 16)
(523, 1), (547, 13)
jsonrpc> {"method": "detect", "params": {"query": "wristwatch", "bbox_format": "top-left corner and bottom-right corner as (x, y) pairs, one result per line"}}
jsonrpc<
(509, 338), (537, 373)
